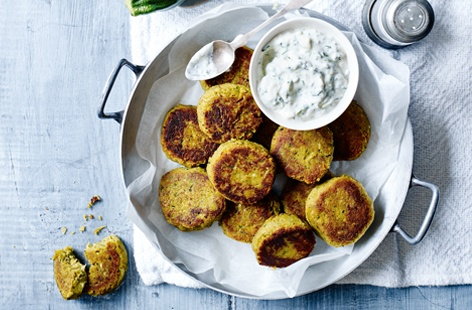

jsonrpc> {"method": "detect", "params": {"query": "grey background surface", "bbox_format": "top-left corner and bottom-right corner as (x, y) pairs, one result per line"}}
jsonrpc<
(1, 0), (471, 309)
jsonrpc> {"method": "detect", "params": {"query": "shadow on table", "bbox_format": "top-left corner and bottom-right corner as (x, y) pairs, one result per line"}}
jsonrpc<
(180, 0), (210, 8)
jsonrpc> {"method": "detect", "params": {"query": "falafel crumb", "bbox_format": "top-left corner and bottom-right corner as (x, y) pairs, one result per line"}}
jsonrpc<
(70, 232), (76, 235)
(94, 226), (106, 235)
(98, 216), (103, 221)
(87, 195), (102, 208)
(79, 226), (86, 233)
(60, 227), (68, 235)
(83, 214), (95, 221)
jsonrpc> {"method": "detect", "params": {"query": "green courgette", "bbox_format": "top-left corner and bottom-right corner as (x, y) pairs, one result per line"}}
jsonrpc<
(126, 0), (179, 16)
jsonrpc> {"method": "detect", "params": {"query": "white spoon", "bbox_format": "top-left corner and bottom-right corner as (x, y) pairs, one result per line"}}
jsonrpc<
(185, 0), (313, 81)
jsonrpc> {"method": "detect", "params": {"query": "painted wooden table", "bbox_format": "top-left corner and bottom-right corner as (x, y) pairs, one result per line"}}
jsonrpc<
(1, 1), (471, 309)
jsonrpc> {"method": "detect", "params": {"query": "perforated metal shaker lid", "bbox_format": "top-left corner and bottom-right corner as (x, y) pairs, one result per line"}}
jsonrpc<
(383, 0), (434, 43)
(362, 0), (435, 49)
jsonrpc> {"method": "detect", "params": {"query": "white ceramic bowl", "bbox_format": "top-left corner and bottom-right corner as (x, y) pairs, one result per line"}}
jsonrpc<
(249, 17), (359, 130)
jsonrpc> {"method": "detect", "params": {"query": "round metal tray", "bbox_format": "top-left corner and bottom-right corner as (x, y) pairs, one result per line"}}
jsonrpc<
(98, 5), (439, 299)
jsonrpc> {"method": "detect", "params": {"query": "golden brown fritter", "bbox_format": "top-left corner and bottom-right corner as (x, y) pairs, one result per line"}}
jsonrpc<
(251, 115), (280, 150)
(252, 214), (316, 268)
(207, 140), (275, 204)
(200, 46), (253, 90)
(85, 235), (128, 296)
(270, 127), (334, 184)
(305, 175), (374, 247)
(328, 101), (371, 161)
(197, 83), (262, 143)
(159, 167), (226, 231)
(220, 193), (281, 243)
(161, 104), (219, 167)
(53, 247), (87, 299)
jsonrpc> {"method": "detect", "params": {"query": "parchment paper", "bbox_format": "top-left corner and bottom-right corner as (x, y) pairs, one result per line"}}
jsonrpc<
(127, 6), (409, 297)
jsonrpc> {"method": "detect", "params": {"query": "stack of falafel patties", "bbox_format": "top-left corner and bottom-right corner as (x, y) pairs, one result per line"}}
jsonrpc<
(159, 46), (374, 268)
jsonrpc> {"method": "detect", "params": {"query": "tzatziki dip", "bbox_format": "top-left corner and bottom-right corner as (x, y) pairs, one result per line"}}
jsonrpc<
(257, 27), (349, 120)
(186, 43), (219, 80)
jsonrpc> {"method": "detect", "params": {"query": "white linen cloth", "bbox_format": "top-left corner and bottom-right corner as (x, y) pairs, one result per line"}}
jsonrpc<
(131, 0), (472, 288)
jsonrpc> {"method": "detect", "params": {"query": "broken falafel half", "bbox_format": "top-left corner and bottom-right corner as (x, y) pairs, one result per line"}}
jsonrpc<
(85, 235), (128, 296)
(53, 246), (87, 300)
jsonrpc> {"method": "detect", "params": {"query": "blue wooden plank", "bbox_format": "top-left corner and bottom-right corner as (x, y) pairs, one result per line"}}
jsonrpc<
(234, 285), (472, 310)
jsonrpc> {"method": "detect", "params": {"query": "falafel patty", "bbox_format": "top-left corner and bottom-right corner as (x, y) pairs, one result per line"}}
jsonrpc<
(328, 101), (371, 161)
(220, 193), (281, 243)
(200, 46), (253, 90)
(305, 175), (374, 247)
(252, 214), (316, 268)
(159, 167), (226, 231)
(197, 83), (262, 143)
(85, 235), (128, 296)
(281, 173), (333, 221)
(161, 104), (219, 167)
(207, 140), (275, 204)
(281, 180), (316, 221)
(270, 127), (334, 184)
(53, 247), (87, 299)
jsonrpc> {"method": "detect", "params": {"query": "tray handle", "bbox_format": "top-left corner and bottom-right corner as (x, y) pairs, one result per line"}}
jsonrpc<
(392, 175), (440, 245)
(98, 58), (145, 124)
